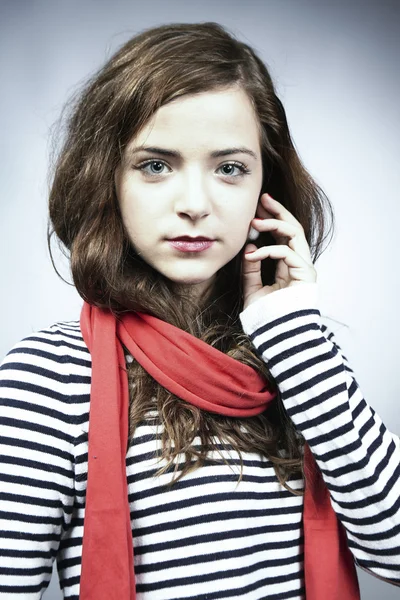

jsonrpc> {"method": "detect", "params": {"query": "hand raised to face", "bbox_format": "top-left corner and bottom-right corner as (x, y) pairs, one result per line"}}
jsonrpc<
(242, 193), (317, 310)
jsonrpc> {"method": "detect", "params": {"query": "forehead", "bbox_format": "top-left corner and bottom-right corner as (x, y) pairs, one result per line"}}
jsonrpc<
(127, 87), (261, 154)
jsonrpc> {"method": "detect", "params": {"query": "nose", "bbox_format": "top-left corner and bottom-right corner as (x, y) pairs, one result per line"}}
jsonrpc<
(174, 176), (211, 221)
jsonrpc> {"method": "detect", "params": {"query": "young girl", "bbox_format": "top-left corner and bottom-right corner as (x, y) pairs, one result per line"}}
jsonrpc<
(1, 21), (399, 600)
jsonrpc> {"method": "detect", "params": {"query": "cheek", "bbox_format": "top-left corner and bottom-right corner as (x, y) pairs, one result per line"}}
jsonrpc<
(233, 203), (258, 230)
(119, 193), (152, 227)
(225, 220), (252, 248)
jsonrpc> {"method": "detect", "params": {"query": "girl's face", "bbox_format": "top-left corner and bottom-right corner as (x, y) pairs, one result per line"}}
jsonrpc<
(115, 86), (263, 298)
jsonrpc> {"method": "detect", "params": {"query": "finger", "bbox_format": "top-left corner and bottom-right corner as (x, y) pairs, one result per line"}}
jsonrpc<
(244, 245), (317, 283)
(261, 194), (303, 229)
(242, 243), (263, 296)
(244, 244), (307, 269)
(255, 201), (274, 220)
(251, 218), (313, 264)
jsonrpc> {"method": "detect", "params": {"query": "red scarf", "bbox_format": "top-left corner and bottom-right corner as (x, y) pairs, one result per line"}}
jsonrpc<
(79, 302), (360, 599)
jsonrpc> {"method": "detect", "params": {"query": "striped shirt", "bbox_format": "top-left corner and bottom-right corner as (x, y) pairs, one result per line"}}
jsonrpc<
(0, 282), (399, 599)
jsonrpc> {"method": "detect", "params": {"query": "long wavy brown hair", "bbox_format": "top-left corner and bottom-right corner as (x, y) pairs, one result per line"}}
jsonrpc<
(47, 22), (335, 495)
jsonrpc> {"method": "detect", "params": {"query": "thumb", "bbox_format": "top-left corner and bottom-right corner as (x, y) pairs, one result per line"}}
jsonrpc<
(242, 243), (263, 304)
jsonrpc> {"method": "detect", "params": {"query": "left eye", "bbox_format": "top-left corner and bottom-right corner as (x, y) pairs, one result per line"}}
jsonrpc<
(134, 160), (251, 177)
(219, 163), (250, 177)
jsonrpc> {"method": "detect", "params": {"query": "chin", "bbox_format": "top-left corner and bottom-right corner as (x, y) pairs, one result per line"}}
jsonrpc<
(161, 268), (218, 289)
(169, 277), (213, 286)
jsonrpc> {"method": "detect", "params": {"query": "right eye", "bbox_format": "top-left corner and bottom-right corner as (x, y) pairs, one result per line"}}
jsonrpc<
(134, 160), (171, 177)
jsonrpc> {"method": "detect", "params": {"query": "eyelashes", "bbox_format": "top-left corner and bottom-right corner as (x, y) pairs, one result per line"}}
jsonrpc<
(132, 159), (252, 179)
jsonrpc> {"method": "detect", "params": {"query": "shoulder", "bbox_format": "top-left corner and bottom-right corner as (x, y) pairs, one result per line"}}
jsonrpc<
(1, 319), (90, 371)
(0, 320), (92, 430)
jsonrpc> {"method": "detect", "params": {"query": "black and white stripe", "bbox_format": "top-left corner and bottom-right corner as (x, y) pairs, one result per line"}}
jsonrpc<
(0, 283), (399, 598)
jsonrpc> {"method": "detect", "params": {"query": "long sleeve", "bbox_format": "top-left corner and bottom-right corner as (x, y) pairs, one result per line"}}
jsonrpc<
(239, 282), (400, 588)
(0, 327), (76, 598)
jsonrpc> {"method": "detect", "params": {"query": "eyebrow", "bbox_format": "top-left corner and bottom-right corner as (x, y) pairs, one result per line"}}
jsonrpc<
(128, 146), (258, 160)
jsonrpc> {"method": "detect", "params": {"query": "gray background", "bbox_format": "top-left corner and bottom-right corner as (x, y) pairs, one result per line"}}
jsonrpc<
(1, 0), (399, 598)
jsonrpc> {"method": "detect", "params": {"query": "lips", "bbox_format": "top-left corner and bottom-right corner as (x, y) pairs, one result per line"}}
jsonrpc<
(169, 236), (214, 241)
(167, 238), (215, 252)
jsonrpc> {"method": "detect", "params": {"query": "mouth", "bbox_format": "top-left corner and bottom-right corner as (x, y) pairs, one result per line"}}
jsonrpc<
(167, 238), (215, 252)
(168, 236), (215, 242)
